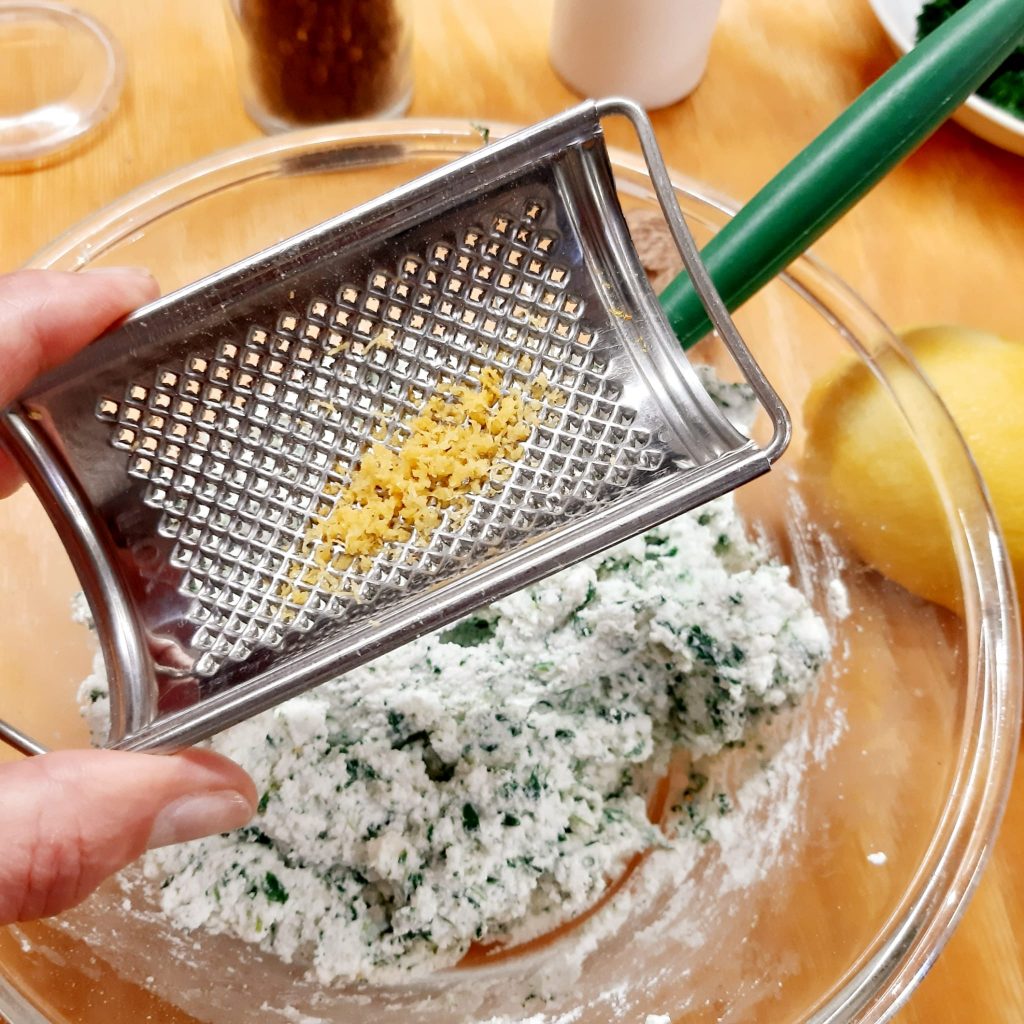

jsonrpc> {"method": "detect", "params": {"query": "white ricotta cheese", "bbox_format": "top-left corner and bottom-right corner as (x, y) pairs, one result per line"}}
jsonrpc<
(77, 371), (832, 986)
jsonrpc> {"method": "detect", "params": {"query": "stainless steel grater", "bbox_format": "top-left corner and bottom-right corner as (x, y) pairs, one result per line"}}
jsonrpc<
(0, 99), (789, 755)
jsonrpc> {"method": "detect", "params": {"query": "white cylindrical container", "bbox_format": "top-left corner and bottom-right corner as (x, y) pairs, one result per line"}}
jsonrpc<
(549, 0), (723, 110)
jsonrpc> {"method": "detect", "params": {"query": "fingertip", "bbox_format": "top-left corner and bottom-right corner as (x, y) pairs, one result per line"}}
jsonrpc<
(0, 748), (258, 923)
(0, 267), (161, 493)
(146, 790), (254, 851)
(0, 268), (162, 404)
(82, 266), (161, 303)
(171, 748), (259, 810)
(143, 749), (257, 850)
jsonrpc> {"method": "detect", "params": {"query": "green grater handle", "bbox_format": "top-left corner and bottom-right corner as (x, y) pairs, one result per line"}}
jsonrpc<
(660, 0), (1024, 350)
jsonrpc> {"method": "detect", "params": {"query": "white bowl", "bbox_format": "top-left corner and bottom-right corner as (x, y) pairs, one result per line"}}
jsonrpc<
(866, 0), (1024, 156)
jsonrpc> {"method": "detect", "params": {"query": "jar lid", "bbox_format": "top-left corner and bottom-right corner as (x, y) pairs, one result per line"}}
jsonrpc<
(0, 1), (124, 165)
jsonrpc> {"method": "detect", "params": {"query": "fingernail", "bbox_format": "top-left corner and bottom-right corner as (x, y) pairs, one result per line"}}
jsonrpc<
(147, 791), (254, 850)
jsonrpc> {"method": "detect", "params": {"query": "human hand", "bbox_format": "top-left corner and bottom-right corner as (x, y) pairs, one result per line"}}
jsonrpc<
(0, 270), (256, 926)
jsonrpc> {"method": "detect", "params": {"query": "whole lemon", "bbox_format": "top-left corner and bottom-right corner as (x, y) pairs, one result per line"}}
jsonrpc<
(803, 326), (1024, 612)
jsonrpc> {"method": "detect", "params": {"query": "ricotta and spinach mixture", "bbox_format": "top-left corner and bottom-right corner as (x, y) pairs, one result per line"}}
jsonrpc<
(80, 373), (832, 986)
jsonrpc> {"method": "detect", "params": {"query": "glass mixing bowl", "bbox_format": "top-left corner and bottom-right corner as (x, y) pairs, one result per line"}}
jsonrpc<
(0, 121), (1019, 1024)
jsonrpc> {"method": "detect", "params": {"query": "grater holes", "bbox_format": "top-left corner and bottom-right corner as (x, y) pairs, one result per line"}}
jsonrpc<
(165, 494), (189, 517)
(158, 441), (182, 465)
(355, 315), (378, 338)
(629, 428), (652, 451)
(263, 355), (287, 380)
(444, 276), (468, 299)
(96, 398), (119, 420)
(210, 508), (235, 534)
(182, 520), (206, 546)
(399, 257), (421, 280)
(232, 369), (256, 393)
(552, 433), (575, 457)
(226, 466), (250, 490)
(534, 230), (556, 252)
(335, 285), (358, 307)
(550, 367), (577, 389)
(538, 288), (559, 310)
(293, 417), (316, 439)
(636, 449), (664, 472)
(113, 426), (136, 450)
(192, 551), (215, 575)
(461, 226), (484, 251)
(251, 401), (272, 424)
(98, 195), (670, 677)
(128, 454), (153, 478)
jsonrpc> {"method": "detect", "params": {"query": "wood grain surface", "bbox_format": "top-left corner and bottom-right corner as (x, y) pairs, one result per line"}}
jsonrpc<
(1, 1), (1022, 1021)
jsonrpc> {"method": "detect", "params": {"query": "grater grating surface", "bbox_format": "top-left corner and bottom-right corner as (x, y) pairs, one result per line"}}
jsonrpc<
(0, 99), (789, 753)
(101, 196), (660, 680)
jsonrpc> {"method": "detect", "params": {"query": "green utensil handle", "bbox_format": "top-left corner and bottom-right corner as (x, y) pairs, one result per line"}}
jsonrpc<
(660, 0), (1024, 351)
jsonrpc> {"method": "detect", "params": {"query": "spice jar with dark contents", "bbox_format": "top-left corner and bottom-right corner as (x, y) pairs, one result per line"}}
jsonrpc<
(226, 0), (412, 131)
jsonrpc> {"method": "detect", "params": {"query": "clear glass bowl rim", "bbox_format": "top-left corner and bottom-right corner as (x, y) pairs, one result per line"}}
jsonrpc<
(2, 118), (1019, 1024)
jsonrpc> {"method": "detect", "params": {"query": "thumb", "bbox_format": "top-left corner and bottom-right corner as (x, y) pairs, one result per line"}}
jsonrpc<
(0, 748), (256, 925)
(0, 268), (159, 401)
(0, 267), (159, 498)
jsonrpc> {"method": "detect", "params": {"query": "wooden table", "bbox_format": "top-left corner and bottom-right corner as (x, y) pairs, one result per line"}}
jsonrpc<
(1, 1), (1022, 1020)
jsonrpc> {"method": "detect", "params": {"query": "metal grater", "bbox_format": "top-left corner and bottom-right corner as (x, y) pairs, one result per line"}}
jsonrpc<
(0, 99), (789, 754)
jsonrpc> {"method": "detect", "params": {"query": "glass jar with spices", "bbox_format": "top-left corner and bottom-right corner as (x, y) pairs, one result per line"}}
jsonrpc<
(225, 0), (412, 132)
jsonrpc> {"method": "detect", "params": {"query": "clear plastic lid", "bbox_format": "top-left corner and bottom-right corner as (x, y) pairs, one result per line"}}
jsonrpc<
(0, 1), (123, 165)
